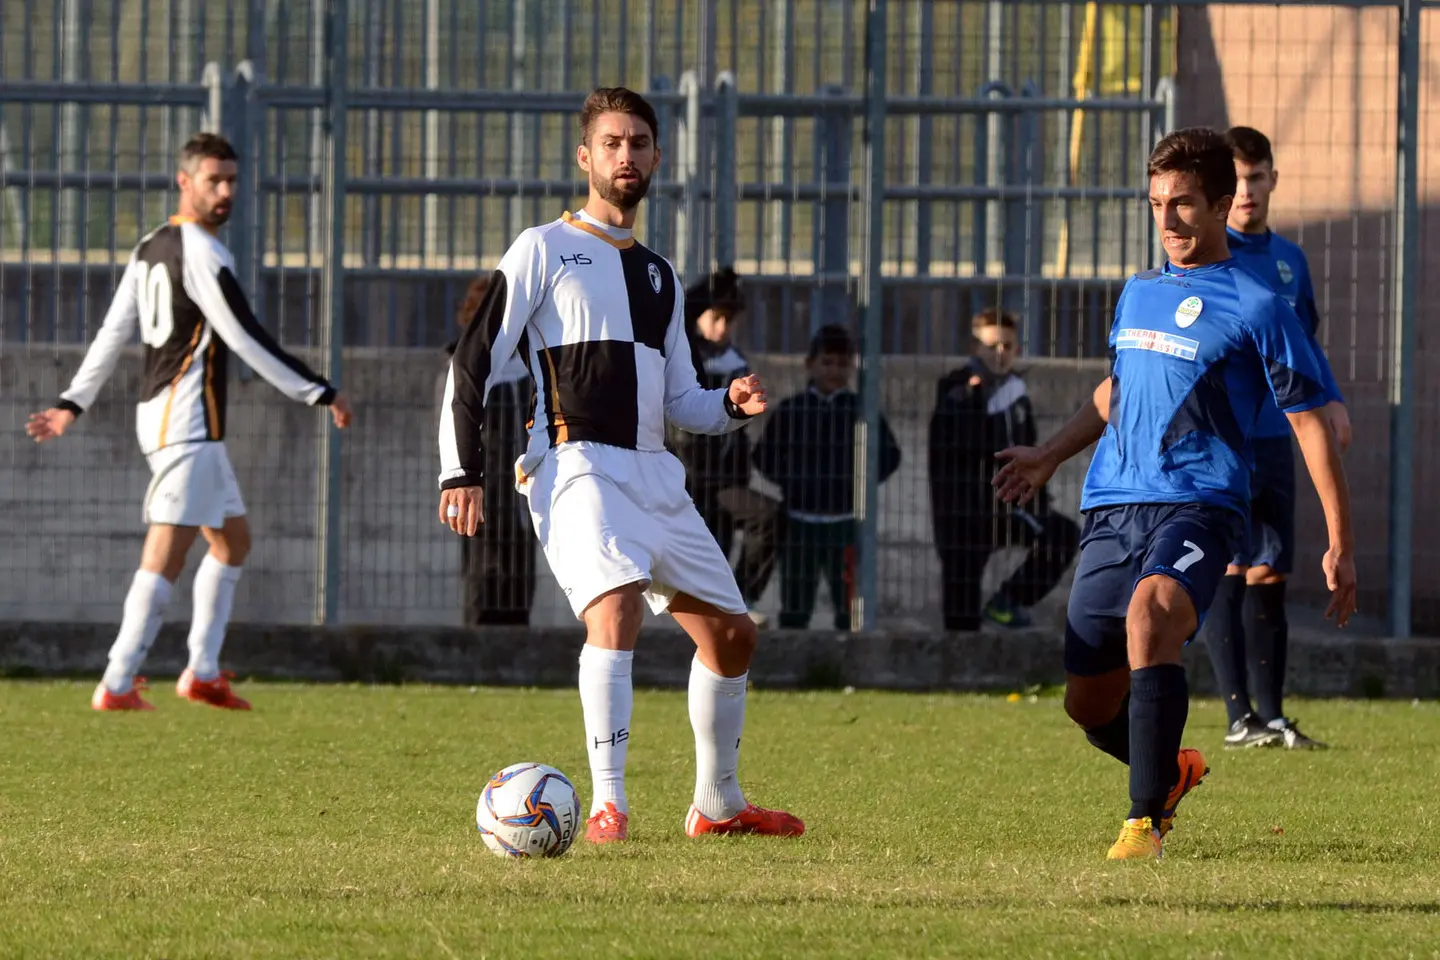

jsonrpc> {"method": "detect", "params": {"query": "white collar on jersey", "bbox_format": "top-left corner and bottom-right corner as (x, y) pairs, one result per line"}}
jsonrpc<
(573, 207), (634, 243)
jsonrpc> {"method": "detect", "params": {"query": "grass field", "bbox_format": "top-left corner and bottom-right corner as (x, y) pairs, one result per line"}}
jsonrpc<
(2, 681), (1438, 959)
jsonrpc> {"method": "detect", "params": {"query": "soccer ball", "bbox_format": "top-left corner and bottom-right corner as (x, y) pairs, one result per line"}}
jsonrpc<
(475, 762), (581, 859)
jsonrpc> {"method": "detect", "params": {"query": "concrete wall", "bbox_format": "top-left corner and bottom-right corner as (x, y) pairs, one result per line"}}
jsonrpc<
(0, 346), (1104, 629)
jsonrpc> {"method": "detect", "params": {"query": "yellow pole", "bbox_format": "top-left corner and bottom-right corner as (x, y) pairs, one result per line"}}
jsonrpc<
(1056, 1), (1098, 278)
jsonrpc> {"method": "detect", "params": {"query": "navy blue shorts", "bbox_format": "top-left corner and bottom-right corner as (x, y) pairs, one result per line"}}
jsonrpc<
(1065, 503), (1246, 677)
(1232, 436), (1296, 574)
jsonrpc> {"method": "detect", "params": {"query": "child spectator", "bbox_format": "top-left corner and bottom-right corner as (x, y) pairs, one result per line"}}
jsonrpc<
(754, 324), (901, 630)
(670, 268), (780, 620)
(927, 308), (1078, 631)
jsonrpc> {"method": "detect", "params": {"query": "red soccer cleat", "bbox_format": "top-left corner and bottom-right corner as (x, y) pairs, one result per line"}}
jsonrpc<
(91, 678), (155, 711)
(176, 669), (252, 711)
(585, 802), (629, 844)
(685, 803), (805, 838)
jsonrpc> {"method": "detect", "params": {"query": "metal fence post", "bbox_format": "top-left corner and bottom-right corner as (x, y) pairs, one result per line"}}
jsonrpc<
(225, 62), (260, 331)
(674, 70), (701, 282)
(315, 0), (350, 626)
(713, 71), (738, 269)
(1389, 0), (1420, 638)
(814, 84), (851, 332)
(852, 0), (887, 634)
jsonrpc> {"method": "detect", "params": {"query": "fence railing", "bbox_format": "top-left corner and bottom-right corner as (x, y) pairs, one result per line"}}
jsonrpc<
(0, 1), (1431, 638)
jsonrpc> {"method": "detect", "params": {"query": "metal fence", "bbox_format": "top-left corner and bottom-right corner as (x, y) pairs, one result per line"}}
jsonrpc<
(0, 0), (1429, 637)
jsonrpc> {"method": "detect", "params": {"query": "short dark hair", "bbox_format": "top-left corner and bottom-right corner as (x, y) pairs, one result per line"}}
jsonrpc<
(456, 274), (491, 328)
(1147, 127), (1237, 205)
(971, 307), (1017, 333)
(178, 132), (238, 172)
(579, 87), (659, 146)
(807, 323), (855, 361)
(1225, 125), (1274, 167)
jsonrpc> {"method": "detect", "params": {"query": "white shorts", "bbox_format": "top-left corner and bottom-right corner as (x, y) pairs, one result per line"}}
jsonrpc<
(522, 442), (746, 620)
(142, 442), (246, 528)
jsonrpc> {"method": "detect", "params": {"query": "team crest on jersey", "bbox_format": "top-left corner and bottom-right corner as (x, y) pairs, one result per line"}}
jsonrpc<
(647, 263), (662, 293)
(1276, 259), (1293, 285)
(1174, 296), (1203, 329)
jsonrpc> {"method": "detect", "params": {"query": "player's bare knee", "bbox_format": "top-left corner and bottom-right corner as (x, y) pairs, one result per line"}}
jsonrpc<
(1065, 675), (1126, 729)
(1246, 565), (1285, 586)
(582, 587), (645, 649)
(1126, 577), (1193, 668)
(204, 517), (251, 566)
(723, 613), (758, 661)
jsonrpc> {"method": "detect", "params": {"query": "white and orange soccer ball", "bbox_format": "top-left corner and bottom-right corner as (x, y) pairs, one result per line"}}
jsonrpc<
(475, 762), (581, 859)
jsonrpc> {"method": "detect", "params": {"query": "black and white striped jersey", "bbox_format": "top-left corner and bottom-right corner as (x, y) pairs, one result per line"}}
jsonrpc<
(57, 218), (335, 453)
(439, 209), (746, 489)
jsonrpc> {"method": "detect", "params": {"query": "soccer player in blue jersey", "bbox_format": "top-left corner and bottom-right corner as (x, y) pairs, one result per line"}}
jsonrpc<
(1198, 126), (1352, 751)
(993, 127), (1356, 860)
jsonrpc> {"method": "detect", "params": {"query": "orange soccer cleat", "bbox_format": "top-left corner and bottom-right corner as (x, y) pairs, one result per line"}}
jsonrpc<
(176, 669), (252, 711)
(1158, 747), (1209, 839)
(91, 678), (155, 711)
(585, 802), (629, 844)
(685, 803), (805, 838)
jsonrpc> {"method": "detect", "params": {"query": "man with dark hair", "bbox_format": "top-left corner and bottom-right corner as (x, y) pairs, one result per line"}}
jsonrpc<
(928, 308), (1078, 632)
(753, 324), (902, 631)
(27, 132), (353, 712)
(438, 274), (536, 625)
(1197, 125), (1350, 751)
(994, 127), (1356, 859)
(439, 87), (803, 845)
(670, 267), (781, 623)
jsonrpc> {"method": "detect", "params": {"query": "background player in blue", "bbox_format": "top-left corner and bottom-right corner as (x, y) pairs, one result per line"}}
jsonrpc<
(992, 128), (1357, 861)
(1198, 126), (1353, 751)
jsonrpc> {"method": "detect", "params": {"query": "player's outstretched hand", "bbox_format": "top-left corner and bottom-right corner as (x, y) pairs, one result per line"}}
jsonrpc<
(330, 392), (354, 429)
(1324, 400), (1351, 454)
(728, 374), (768, 416)
(439, 485), (484, 536)
(1322, 546), (1357, 627)
(992, 445), (1055, 506)
(25, 408), (76, 444)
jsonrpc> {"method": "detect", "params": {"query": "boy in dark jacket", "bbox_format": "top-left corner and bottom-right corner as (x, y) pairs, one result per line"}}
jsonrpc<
(754, 325), (902, 630)
(669, 268), (781, 614)
(437, 274), (537, 625)
(928, 308), (1078, 631)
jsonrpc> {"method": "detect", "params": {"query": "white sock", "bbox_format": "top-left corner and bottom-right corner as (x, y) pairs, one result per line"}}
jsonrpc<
(688, 656), (749, 821)
(101, 570), (174, 695)
(578, 645), (634, 816)
(185, 554), (243, 680)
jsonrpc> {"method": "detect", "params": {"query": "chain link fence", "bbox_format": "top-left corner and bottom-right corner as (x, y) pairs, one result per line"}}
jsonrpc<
(0, 0), (1428, 635)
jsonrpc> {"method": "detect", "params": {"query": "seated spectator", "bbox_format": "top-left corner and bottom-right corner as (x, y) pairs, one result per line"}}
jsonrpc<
(670, 268), (781, 624)
(753, 325), (901, 630)
(927, 308), (1078, 631)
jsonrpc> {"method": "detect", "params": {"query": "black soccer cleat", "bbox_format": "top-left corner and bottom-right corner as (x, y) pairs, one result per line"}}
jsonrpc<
(1224, 712), (1281, 749)
(1267, 717), (1328, 751)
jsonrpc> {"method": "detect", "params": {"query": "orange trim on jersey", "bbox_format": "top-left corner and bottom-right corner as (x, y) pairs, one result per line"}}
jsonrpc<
(561, 211), (635, 250)
(168, 215), (200, 226)
(542, 348), (569, 444)
(203, 339), (220, 439)
(157, 324), (205, 447)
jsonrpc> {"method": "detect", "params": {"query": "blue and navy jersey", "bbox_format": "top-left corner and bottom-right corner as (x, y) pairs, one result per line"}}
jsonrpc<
(1082, 258), (1332, 516)
(1227, 226), (1342, 438)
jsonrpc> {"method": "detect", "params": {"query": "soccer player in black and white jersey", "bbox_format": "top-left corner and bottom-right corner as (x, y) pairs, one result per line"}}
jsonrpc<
(438, 88), (804, 844)
(26, 133), (353, 712)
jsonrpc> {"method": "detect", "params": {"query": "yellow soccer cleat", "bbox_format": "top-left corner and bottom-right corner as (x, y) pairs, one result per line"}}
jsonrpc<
(1107, 817), (1163, 860)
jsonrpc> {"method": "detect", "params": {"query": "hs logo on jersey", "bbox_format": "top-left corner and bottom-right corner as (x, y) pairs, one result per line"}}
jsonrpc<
(559, 253), (593, 266)
(647, 262), (662, 293)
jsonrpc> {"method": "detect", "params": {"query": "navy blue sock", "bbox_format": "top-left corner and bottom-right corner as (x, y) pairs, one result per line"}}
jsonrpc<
(1127, 665), (1189, 825)
(1200, 575), (1252, 725)
(1084, 694), (1131, 764)
(1245, 581), (1289, 723)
